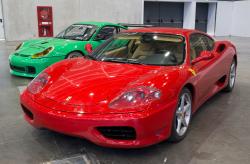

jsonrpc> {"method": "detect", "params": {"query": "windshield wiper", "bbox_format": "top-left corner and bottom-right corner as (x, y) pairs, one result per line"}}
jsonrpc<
(126, 59), (146, 65)
(101, 57), (128, 63)
(101, 57), (145, 65)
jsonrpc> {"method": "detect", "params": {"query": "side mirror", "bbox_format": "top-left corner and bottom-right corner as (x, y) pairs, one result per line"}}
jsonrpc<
(214, 41), (226, 53)
(95, 34), (105, 41)
(191, 51), (214, 65)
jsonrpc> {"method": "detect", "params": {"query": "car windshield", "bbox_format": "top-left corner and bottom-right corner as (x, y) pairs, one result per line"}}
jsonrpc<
(56, 24), (97, 41)
(92, 33), (185, 66)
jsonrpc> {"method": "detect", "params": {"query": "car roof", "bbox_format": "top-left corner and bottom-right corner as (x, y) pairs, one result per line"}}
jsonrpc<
(124, 27), (201, 36)
(74, 21), (122, 27)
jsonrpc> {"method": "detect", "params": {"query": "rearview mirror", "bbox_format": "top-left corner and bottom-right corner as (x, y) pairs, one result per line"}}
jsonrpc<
(191, 51), (214, 65)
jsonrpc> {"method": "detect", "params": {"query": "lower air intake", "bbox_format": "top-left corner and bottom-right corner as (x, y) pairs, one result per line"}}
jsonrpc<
(97, 126), (136, 140)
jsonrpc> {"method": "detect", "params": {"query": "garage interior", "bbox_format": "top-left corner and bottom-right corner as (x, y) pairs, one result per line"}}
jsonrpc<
(0, 0), (250, 164)
(144, 2), (184, 27)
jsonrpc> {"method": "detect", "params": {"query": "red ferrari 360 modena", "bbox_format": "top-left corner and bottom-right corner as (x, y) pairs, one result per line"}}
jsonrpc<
(20, 28), (237, 148)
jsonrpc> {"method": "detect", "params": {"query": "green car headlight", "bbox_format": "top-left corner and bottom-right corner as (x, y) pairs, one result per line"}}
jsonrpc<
(32, 47), (53, 58)
(15, 43), (23, 51)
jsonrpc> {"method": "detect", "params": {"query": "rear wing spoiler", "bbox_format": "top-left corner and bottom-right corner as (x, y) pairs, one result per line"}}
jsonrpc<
(118, 23), (155, 29)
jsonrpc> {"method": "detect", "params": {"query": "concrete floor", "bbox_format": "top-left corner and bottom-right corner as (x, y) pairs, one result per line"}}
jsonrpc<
(0, 37), (250, 164)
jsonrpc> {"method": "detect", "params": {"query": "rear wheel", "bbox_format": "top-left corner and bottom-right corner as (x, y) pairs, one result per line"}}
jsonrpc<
(223, 59), (236, 92)
(66, 51), (83, 59)
(169, 88), (192, 142)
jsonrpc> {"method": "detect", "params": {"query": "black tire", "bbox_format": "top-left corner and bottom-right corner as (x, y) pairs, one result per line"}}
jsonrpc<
(66, 51), (83, 59)
(223, 59), (236, 92)
(169, 87), (192, 142)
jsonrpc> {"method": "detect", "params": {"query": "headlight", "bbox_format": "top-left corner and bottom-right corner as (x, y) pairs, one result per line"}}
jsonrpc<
(109, 86), (161, 109)
(27, 72), (50, 94)
(15, 43), (23, 51)
(31, 47), (53, 58)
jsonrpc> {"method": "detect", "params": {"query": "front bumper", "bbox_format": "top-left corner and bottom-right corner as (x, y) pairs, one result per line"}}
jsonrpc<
(9, 54), (65, 78)
(20, 91), (177, 148)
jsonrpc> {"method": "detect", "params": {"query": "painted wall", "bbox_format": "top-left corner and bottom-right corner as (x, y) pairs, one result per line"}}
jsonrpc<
(2, 0), (37, 41)
(214, 1), (233, 36)
(231, 0), (250, 37)
(0, 0), (5, 40)
(183, 2), (196, 29)
(206, 3), (216, 36)
(2, 0), (143, 41)
(2, 0), (250, 40)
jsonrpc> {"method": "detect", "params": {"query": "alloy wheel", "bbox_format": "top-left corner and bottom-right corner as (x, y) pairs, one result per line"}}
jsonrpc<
(175, 92), (192, 136)
(229, 61), (236, 88)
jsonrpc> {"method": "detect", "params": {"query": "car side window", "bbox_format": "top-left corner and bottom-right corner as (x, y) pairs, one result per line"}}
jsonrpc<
(189, 33), (214, 60)
(190, 34), (206, 60)
(97, 26), (117, 40)
(201, 35), (214, 51)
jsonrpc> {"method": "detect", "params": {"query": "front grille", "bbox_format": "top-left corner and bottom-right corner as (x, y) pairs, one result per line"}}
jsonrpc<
(21, 104), (34, 120)
(27, 66), (36, 74)
(10, 64), (25, 72)
(97, 126), (136, 140)
(10, 64), (36, 74)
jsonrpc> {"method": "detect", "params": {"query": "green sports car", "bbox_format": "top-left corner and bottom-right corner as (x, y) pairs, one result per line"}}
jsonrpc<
(9, 22), (127, 77)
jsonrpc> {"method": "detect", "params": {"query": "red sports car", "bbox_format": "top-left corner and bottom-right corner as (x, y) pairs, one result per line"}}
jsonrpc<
(20, 28), (237, 148)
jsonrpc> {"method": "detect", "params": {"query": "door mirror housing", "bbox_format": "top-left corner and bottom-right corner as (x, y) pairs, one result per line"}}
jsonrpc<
(214, 41), (226, 53)
(191, 50), (214, 65)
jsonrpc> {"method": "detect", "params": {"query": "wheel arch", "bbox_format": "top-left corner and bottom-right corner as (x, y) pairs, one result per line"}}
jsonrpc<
(65, 50), (85, 59)
(183, 83), (196, 107)
(233, 54), (237, 66)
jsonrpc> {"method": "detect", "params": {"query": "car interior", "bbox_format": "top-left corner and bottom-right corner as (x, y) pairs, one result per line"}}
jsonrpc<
(101, 36), (185, 66)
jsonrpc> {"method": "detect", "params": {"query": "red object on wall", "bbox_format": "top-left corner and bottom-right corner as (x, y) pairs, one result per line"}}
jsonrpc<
(37, 6), (53, 37)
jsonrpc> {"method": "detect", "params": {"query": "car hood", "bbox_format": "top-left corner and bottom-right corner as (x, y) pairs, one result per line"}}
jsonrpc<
(18, 38), (78, 56)
(37, 59), (177, 113)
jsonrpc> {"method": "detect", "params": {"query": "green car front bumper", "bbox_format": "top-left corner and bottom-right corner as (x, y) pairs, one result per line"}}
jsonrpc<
(9, 54), (65, 78)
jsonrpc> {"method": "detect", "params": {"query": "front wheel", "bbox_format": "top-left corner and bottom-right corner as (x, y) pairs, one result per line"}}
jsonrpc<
(66, 51), (83, 59)
(223, 59), (236, 92)
(169, 88), (192, 142)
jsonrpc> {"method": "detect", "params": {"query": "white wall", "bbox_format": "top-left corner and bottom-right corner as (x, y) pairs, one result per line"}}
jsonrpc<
(2, 0), (37, 41)
(0, 0), (5, 40)
(215, 0), (250, 37)
(183, 2), (196, 29)
(207, 2), (216, 36)
(215, 1), (233, 36)
(231, 0), (250, 37)
(2, 0), (143, 41)
(3, 0), (250, 40)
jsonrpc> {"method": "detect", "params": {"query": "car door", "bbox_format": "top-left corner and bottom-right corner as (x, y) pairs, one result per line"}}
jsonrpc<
(189, 33), (218, 104)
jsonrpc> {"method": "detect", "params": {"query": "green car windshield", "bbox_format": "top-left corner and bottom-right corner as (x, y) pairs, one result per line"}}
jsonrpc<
(92, 33), (185, 66)
(56, 24), (97, 41)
